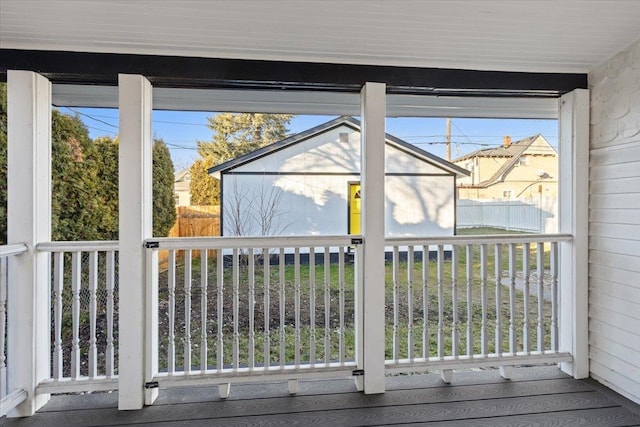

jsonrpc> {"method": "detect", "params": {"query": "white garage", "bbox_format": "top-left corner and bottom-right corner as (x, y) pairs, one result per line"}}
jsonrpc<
(209, 116), (469, 237)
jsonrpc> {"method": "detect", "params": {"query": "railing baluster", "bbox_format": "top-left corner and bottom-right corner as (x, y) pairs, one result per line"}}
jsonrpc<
(309, 247), (316, 367)
(53, 252), (64, 379)
(71, 251), (81, 379)
(248, 248), (255, 371)
(422, 245), (429, 359)
(324, 247), (330, 365)
(232, 248), (239, 371)
(338, 246), (345, 364)
(263, 248), (270, 369)
(407, 245), (415, 362)
(437, 245), (444, 359)
(494, 244), (503, 355)
(522, 243), (531, 354)
(279, 248), (286, 368)
(508, 244), (517, 354)
(294, 247), (301, 367)
(551, 242), (559, 351)
(184, 249), (192, 374)
(466, 245), (473, 357)
(217, 250), (224, 372)
(392, 246), (400, 362)
(201, 249), (209, 372)
(451, 245), (459, 358)
(88, 251), (98, 378)
(105, 250), (115, 377)
(536, 242), (544, 352)
(167, 250), (176, 375)
(480, 244), (488, 356)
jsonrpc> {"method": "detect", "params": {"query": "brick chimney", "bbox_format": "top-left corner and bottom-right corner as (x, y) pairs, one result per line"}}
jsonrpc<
(503, 135), (512, 148)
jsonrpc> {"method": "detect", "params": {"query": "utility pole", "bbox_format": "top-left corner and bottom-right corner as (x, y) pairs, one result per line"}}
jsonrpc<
(445, 117), (451, 161)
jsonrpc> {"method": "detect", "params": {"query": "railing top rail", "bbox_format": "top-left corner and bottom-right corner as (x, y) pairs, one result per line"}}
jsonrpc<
(0, 243), (28, 257)
(37, 241), (119, 252)
(146, 235), (363, 250)
(386, 233), (573, 246)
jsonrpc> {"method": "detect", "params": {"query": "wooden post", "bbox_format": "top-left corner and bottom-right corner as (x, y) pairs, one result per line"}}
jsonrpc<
(6, 71), (52, 416)
(558, 89), (589, 379)
(360, 82), (386, 394)
(118, 74), (157, 409)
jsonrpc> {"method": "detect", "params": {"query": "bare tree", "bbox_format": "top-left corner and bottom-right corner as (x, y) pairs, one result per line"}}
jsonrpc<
(223, 180), (291, 237)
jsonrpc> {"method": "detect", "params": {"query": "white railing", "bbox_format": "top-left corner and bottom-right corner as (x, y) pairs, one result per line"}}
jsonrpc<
(384, 234), (573, 376)
(17, 233), (575, 400)
(146, 236), (362, 390)
(37, 241), (119, 394)
(0, 243), (28, 416)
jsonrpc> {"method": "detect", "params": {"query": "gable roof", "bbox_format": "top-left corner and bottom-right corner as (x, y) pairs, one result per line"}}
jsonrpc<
(174, 168), (190, 183)
(208, 116), (469, 178)
(453, 134), (555, 187)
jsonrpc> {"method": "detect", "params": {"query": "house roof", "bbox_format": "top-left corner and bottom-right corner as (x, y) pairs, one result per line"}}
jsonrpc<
(454, 135), (540, 162)
(174, 168), (190, 183)
(208, 116), (470, 178)
(453, 134), (555, 187)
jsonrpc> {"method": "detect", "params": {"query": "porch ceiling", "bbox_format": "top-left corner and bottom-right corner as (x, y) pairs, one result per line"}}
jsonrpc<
(1, 0), (640, 74)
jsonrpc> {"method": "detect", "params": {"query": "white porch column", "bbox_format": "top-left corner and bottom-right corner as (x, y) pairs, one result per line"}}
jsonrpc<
(118, 74), (157, 409)
(558, 89), (589, 379)
(360, 82), (386, 394)
(6, 70), (52, 416)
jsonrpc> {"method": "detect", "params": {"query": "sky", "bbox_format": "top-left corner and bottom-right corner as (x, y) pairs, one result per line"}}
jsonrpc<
(67, 107), (558, 171)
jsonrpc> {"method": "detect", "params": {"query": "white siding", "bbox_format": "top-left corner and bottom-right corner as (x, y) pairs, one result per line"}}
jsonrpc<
(588, 37), (640, 404)
(221, 174), (454, 237)
(221, 124), (455, 237)
(234, 125), (447, 175)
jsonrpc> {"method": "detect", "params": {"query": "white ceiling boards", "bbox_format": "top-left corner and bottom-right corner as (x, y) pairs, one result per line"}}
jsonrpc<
(2, 0), (640, 74)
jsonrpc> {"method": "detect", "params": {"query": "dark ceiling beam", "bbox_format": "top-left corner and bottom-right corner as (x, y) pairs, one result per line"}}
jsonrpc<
(0, 49), (587, 97)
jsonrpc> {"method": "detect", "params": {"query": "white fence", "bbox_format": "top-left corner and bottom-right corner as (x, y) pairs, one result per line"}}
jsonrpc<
(457, 199), (557, 233)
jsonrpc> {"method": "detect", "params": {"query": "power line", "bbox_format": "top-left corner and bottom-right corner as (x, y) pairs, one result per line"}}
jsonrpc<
(63, 107), (119, 129)
(155, 120), (210, 127)
(85, 125), (117, 135)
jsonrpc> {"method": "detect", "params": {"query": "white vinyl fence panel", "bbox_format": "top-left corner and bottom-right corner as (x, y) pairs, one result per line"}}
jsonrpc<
(457, 199), (556, 233)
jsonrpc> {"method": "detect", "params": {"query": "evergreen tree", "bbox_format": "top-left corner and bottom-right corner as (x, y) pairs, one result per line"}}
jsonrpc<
(0, 97), (177, 241)
(1, 94), (121, 242)
(189, 156), (219, 206)
(152, 139), (177, 236)
(51, 109), (114, 241)
(196, 113), (293, 163)
(190, 113), (293, 204)
(93, 136), (119, 239)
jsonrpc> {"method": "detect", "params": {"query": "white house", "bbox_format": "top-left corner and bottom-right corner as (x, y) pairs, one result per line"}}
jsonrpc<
(173, 168), (191, 207)
(209, 117), (469, 237)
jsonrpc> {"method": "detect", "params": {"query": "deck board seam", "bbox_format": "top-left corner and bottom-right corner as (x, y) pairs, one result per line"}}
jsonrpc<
(32, 387), (602, 417)
(93, 403), (628, 427)
(100, 390), (608, 423)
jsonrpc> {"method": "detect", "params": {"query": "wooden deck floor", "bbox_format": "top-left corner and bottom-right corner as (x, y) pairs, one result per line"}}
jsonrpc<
(3, 367), (640, 426)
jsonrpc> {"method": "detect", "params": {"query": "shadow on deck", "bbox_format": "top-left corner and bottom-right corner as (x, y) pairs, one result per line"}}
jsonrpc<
(3, 366), (640, 426)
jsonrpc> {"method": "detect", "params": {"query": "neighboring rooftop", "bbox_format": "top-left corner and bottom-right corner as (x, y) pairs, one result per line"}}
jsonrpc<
(454, 134), (555, 188)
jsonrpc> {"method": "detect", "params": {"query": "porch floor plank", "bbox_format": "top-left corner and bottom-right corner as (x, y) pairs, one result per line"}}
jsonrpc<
(3, 367), (640, 426)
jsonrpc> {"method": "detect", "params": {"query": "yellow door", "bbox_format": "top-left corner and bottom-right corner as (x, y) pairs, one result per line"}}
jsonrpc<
(349, 183), (361, 235)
